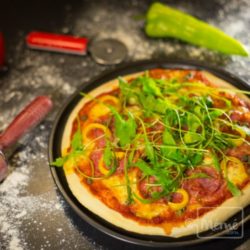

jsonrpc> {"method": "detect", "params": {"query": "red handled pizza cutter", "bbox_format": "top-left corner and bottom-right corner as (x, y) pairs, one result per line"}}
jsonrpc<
(26, 31), (128, 65)
(0, 96), (53, 182)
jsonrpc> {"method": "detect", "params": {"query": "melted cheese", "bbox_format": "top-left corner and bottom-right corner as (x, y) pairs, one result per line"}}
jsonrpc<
(221, 156), (248, 186)
(102, 175), (128, 204)
(101, 170), (171, 220)
(63, 157), (75, 174)
(131, 202), (170, 220)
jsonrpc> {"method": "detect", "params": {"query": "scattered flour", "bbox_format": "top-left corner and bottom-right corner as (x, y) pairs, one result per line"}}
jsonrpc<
(0, 164), (31, 250)
(0, 156), (59, 250)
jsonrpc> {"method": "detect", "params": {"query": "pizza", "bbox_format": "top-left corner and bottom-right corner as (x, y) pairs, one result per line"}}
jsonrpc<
(53, 68), (250, 237)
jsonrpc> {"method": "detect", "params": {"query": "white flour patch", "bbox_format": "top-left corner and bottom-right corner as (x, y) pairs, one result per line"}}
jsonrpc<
(0, 141), (98, 250)
(0, 165), (30, 250)
(0, 147), (64, 250)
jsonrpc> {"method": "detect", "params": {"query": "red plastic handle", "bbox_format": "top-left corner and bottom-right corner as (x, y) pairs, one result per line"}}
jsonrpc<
(0, 32), (5, 66)
(0, 96), (53, 150)
(26, 31), (88, 55)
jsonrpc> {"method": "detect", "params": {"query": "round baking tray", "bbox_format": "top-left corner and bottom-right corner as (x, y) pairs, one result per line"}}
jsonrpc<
(49, 59), (250, 247)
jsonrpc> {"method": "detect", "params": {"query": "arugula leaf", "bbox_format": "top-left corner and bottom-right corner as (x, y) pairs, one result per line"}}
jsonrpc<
(128, 148), (135, 164)
(211, 152), (221, 172)
(51, 157), (68, 167)
(183, 132), (202, 144)
(52, 119), (85, 167)
(161, 128), (185, 164)
(144, 136), (155, 163)
(162, 82), (182, 94)
(71, 128), (84, 151)
(162, 129), (176, 145)
(227, 180), (241, 196)
(119, 77), (138, 104)
(141, 77), (163, 97)
(109, 107), (137, 147)
(189, 152), (204, 166)
(135, 160), (155, 176)
(187, 112), (201, 132)
(103, 142), (113, 167)
(118, 77), (129, 94)
(135, 160), (176, 192)
(204, 96), (213, 108)
(138, 94), (167, 115)
(163, 109), (178, 127)
(209, 109), (224, 119)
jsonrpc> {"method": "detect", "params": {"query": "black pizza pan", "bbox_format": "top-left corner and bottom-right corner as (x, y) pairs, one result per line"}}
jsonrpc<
(48, 59), (250, 248)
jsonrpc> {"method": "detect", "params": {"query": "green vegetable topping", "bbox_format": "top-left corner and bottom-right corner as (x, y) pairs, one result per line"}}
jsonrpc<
(227, 180), (241, 197)
(52, 119), (85, 167)
(109, 107), (137, 147)
(53, 70), (250, 202)
(145, 2), (248, 56)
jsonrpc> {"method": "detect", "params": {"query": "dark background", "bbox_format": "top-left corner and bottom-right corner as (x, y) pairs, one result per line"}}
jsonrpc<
(0, 0), (250, 249)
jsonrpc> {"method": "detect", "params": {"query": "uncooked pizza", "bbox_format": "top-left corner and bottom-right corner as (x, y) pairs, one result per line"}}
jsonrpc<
(53, 69), (250, 237)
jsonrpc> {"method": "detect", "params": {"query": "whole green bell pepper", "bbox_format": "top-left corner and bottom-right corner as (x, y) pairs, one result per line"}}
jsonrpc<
(145, 2), (248, 56)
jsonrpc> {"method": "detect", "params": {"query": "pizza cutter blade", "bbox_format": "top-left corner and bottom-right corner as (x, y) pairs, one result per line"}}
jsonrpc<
(89, 38), (128, 65)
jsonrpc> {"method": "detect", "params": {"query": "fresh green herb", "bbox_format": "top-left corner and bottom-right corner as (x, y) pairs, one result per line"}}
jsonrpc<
(141, 76), (163, 97)
(103, 142), (118, 177)
(189, 152), (204, 167)
(52, 119), (85, 167)
(135, 159), (177, 194)
(124, 151), (133, 204)
(109, 107), (137, 147)
(52, 157), (67, 167)
(138, 94), (167, 115)
(144, 136), (155, 163)
(103, 141), (113, 167)
(71, 127), (84, 151)
(227, 180), (241, 197)
(211, 151), (221, 172)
